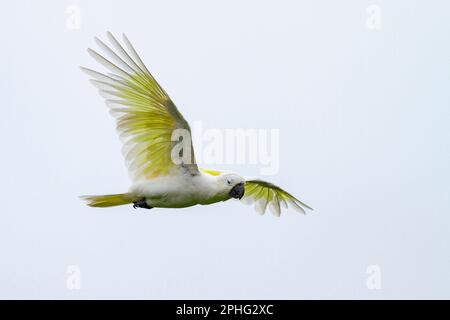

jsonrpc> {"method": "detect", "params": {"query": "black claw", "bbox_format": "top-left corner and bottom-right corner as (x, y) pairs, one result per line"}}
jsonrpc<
(132, 199), (153, 210)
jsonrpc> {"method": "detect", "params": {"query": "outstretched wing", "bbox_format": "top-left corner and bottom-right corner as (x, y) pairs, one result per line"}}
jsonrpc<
(82, 32), (198, 181)
(241, 179), (313, 216)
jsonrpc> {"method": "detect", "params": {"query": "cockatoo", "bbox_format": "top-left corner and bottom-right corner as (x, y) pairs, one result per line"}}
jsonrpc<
(80, 32), (312, 216)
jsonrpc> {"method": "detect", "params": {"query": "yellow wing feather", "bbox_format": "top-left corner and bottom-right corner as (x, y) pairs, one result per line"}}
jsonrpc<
(242, 179), (313, 216)
(82, 32), (198, 181)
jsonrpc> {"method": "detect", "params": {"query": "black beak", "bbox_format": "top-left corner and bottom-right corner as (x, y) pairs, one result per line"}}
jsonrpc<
(229, 182), (245, 200)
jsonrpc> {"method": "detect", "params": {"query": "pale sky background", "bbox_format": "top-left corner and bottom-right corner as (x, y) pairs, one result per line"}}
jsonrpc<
(1, 0), (449, 299)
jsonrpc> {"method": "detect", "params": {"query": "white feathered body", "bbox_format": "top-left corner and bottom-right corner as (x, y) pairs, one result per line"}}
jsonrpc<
(129, 172), (229, 208)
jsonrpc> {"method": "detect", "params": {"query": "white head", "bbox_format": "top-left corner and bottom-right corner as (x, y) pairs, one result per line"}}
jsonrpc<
(216, 173), (246, 200)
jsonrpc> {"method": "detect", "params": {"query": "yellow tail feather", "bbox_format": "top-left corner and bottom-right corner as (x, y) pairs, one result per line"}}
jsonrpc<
(80, 193), (136, 207)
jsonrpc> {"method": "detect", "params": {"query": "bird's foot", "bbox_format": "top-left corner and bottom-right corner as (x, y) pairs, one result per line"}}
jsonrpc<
(132, 199), (153, 210)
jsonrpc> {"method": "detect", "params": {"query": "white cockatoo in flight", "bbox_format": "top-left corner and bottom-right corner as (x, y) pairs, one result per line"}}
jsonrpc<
(80, 32), (312, 216)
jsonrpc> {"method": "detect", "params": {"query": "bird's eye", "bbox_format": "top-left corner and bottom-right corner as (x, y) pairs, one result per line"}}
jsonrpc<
(226, 178), (232, 185)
